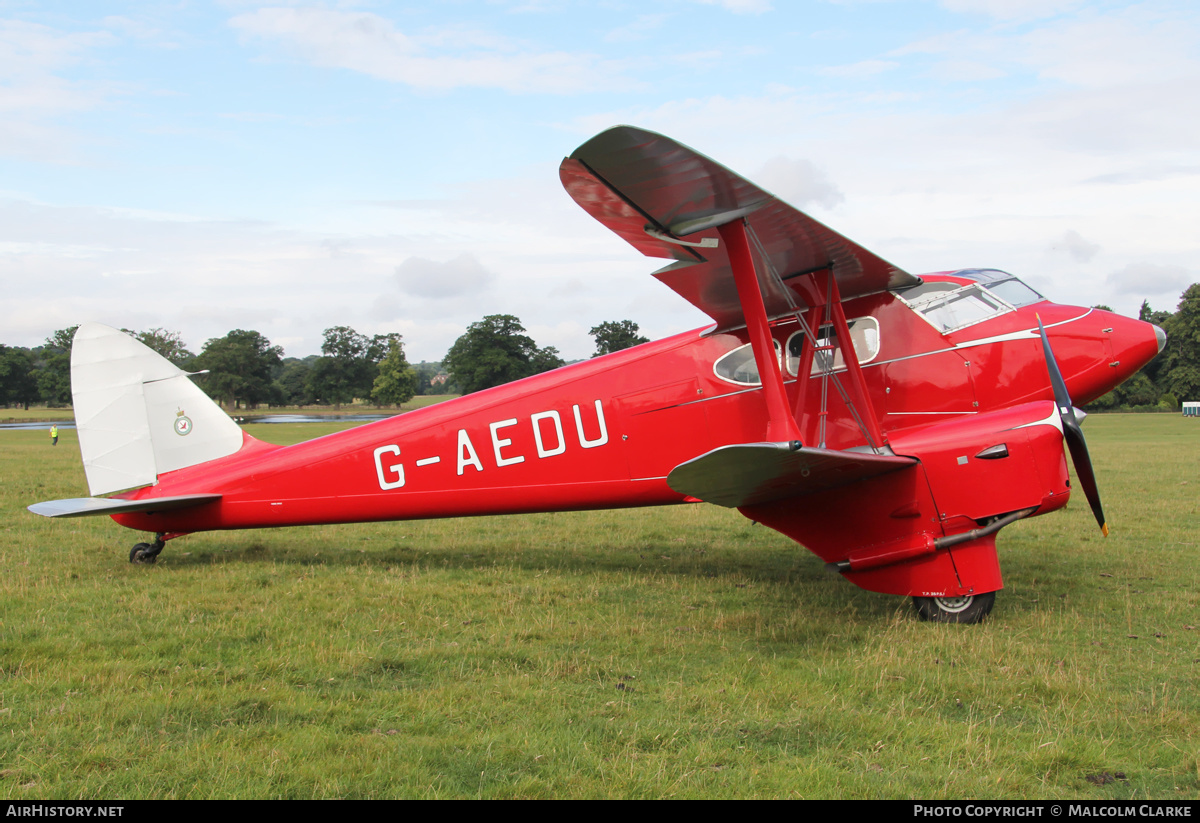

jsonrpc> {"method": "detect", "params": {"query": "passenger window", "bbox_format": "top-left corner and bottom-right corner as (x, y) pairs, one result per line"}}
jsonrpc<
(714, 340), (782, 386)
(786, 318), (880, 376)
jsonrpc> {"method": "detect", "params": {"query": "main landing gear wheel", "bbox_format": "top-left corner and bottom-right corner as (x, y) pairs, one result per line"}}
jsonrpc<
(129, 535), (166, 565)
(912, 591), (996, 624)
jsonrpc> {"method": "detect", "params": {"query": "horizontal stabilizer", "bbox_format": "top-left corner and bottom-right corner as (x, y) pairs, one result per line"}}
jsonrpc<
(27, 493), (221, 519)
(668, 442), (915, 508)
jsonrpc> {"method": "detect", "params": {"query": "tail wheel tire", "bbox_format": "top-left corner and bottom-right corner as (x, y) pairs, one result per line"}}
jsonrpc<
(129, 543), (157, 564)
(912, 591), (996, 624)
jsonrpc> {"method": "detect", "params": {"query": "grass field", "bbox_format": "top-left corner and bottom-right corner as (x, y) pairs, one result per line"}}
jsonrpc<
(1, 415), (1196, 799)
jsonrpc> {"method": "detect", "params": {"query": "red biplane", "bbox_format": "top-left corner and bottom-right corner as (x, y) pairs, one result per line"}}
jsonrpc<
(30, 126), (1165, 623)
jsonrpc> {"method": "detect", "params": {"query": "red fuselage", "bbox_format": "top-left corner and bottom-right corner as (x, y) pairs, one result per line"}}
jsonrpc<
(113, 275), (1159, 556)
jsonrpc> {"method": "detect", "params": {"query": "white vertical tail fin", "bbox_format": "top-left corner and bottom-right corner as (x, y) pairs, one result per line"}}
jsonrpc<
(72, 323), (244, 495)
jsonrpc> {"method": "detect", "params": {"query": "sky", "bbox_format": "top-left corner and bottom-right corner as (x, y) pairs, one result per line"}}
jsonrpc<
(1, 0), (1197, 362)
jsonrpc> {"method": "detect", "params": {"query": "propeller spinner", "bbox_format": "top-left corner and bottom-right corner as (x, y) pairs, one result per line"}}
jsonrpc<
(1037, 316), (1108, 536)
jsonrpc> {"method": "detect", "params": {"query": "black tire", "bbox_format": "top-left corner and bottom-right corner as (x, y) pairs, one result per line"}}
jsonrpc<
(912, 591), (995, 624)
(129, 543), (157, 564)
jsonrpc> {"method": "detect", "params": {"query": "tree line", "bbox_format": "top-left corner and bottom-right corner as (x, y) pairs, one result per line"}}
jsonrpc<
(0, 317), (650, 411)
(3, 284), (1195, 413)
(1086, 285), (1200, 412)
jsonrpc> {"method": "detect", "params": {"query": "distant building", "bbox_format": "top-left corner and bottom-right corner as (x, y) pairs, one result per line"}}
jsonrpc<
(1184, 402), (1199, 417)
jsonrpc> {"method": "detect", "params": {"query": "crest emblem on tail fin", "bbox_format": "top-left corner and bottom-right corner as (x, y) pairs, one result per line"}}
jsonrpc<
(174, 409), (193, 436)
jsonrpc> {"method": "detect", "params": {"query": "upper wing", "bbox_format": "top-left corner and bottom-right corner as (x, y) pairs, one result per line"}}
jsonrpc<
(561, 126), (918, 332)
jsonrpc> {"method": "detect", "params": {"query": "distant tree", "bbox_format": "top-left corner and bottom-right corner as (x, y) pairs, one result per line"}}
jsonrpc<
(1139, 300), (1172, 327)
(45, 326), (78, 352)
(1161, 284), (1200, 400)
(412, 361), (443, 395)
(273, 357), (318, 406)
(307, 326), (368, 407)
(589, 320), (649, 357)
(444, 314), (564, 394)
(34, 326), (79, 407)
(529, 345), (565, 375)
(1135, 300), (1172, 386)
(306, 326), (397, 407)
(371, 338), (418, 407)
(0, 346), (37, 409)
(35, 354), (71, 406)
(194, 330), (283, 409)
(1112, 372), (1158, 407)
(123, 327), (194, 368)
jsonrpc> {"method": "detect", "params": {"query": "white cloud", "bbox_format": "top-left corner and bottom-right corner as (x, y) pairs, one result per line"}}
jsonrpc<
(563, 4), (1200, 318)
(0, 20), (112, 77)
(1049, 230), (1099, 263)
(0, 20), (116, 161)
(1107, 263), (1191, 296)
(755, 156), (844, 209)
(818, 59), (900, 78)
(604, 14), (670, 43)
(690, 0), (773, 13)
(394, 253), (495, 299)
(1084, 165), (1200, 185)
(940, 0), (1085, 22)
(229, 7), (639, 93)
(928, 59), (1006, 82)
(1022, 7), (1199, 88)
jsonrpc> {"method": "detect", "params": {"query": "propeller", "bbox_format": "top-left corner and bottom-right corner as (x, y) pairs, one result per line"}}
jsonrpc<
(1037, 316), (1108, 536)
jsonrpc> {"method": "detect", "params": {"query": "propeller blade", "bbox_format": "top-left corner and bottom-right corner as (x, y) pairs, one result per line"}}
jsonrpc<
(1037, 316), (1108, 536)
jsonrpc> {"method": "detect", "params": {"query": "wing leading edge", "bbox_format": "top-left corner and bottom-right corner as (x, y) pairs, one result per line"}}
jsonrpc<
(561, 126), (919, 332)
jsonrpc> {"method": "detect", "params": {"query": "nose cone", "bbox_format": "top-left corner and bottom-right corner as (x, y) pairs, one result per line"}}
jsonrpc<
(1063, 310), (1164, 406)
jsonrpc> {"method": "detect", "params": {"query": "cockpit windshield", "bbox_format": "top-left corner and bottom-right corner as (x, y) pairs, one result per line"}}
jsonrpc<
(952, 269), (1044, 308)
(898, 269), (1044, 334)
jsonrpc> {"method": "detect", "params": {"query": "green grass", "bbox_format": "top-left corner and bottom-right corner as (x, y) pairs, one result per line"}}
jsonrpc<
(1, 415), (1197, 798)
(0, 407), (76, 422)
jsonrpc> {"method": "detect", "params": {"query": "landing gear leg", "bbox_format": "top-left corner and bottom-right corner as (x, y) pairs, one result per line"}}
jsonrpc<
(129, 533), (167, 565)
(912, 591), (996, 624)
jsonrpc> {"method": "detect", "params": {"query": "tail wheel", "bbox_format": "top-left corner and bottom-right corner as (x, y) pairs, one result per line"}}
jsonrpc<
(129, 534), (166, 565)
(912, 591), (996, 624)
(129, 543), (157, 564)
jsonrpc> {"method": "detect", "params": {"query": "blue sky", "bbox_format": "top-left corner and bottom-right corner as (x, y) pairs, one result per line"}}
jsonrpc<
(2, 0), (1197, 361)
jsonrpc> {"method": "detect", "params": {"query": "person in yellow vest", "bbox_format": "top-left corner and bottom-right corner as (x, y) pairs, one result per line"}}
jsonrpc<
(50, 424), (58, 446)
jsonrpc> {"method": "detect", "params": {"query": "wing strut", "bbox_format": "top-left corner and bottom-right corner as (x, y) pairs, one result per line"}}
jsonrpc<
(740, 226), (887, 452)
(718, 219), (802, 443)
(823, 272), (887, 450)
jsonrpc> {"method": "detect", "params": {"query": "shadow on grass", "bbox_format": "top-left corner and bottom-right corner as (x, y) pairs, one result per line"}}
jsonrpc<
(123, 512), (906, 625)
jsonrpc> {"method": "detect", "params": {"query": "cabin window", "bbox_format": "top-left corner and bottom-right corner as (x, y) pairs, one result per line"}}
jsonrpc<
(714, 340), (782, 386)
(904, 284), (1011, 333)
(785, 317), (880, 376)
